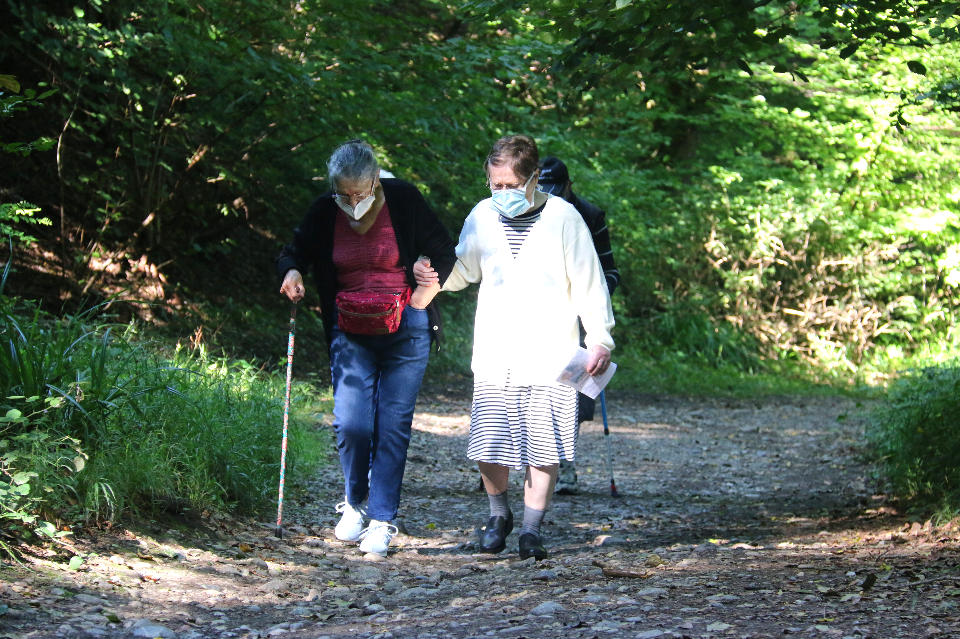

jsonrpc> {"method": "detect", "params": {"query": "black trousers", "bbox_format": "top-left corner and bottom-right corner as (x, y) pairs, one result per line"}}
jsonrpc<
(577, 321), (596, 424)
(578, 392), (595, 424)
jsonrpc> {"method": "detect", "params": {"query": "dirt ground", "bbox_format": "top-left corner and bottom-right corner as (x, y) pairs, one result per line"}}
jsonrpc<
(2, 392), (959, 639)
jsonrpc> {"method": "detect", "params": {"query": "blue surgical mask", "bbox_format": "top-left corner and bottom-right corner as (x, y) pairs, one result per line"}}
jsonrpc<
(490, 174), (534, 219)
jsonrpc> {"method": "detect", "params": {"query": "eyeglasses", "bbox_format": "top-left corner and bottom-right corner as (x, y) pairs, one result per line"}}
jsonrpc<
(487, 172), (537, 191)
(334, 181), (377, 204)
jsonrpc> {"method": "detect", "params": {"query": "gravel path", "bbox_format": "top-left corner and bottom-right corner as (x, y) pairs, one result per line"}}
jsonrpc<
(3, 393), (959, 639)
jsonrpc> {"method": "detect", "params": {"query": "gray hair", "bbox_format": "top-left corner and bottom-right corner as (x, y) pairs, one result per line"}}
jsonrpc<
(327, 139), (379, 187)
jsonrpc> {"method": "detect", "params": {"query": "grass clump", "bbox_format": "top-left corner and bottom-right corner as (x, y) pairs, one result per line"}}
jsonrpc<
(75, 344), (326, 519)
(0, 286), (327, 545)
(868, 359), (960, 516)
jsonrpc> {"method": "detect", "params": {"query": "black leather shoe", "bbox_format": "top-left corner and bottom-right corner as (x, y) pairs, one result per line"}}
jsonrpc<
(518, 532), (547, 561)
(478, 511), (513, 553)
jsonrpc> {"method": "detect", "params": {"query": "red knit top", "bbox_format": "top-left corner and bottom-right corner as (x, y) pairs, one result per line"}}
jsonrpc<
(332, 204), (409, 295)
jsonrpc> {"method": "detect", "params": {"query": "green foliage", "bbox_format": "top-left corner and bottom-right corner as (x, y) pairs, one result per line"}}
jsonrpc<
(868, 358), (960, 513)
(0, 286), (325, 533)
(1, 0), (515, 268)
(0, 420), (84, 532)
(0, 202), (51, 245)
(511, 28), (960, 383)
(0, 76), (55, 246)
(5, 0), (326, 254)
(473, 1), (960, 94)
(0, 86), (57, 156)
(2, 0), (960, 393)
(0, 398), (84, 559)
(74, 342), (324, 518)
(0, 85), (57, 156)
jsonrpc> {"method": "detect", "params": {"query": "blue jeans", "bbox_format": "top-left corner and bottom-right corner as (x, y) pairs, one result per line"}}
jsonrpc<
(329, 305), (431, 522)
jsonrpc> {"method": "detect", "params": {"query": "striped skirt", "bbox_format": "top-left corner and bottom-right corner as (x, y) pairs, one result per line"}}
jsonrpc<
(467, 377), (578, 469)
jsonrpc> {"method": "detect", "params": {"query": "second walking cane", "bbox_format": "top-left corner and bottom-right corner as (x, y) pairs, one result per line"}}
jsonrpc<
(599, 390), (620, 497)
(276, 302), (298, 539)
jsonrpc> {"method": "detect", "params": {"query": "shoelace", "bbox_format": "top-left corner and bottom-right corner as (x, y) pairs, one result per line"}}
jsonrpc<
(359, 523), (399, 542)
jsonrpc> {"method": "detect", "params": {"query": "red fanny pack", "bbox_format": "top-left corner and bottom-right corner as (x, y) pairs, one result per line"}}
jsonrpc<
(335, 289), (411, 335)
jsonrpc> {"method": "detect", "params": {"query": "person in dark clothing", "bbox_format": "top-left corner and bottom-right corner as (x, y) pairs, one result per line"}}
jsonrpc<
(537, 156), (620, 495)
(276, 140), (457, 556)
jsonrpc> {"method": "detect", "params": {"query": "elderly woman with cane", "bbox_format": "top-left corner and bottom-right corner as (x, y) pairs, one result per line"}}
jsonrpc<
(415, 135), (614, 559)
(276, 140), (456, 556)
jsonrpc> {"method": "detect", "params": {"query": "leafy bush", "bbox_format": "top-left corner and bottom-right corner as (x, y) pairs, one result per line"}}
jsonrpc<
(529, 32), (960, 382)
(0, 285), (325, 540)
(76, 344), (324, 517)
(1, 405), (85, 551)
(0, 202), (50, 245)
(3, 1), (960, 389)
(868, 359), (960, 513)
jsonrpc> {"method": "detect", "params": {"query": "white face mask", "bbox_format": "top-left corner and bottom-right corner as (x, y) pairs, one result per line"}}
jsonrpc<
(335, 181), (377, 220)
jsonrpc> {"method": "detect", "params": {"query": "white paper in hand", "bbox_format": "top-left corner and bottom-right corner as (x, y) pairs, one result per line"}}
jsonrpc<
(556, 347), (617, 399)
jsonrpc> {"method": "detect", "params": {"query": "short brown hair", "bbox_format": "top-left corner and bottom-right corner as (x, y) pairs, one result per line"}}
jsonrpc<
(484, 135), (539, 182)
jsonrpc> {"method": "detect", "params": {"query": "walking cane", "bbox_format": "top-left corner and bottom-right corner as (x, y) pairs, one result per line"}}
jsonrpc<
(599, 390), (620, 497)
(276, 302), (298, 539)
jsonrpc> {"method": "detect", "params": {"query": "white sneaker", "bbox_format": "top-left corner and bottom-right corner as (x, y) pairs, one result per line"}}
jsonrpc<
(334, 500), (367, 542)
(358, 520), (398, 557)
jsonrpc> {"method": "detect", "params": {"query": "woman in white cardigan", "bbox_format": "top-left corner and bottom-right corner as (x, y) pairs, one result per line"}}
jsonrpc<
(415, 135), (614, 560)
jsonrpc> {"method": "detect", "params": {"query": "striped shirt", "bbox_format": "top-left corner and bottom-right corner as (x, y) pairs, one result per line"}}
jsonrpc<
(500, 204), (545, 257)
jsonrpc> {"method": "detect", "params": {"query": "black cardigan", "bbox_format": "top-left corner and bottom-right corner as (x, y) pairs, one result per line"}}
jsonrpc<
(275, 178), (457, 351)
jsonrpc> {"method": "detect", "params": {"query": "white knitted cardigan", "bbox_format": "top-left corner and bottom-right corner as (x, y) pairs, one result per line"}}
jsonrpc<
(443, 194), (615, 387)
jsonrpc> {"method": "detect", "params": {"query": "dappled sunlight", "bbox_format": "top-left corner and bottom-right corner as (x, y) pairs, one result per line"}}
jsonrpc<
(411, 413), (471, 436)
(6, 394), (959, 639)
